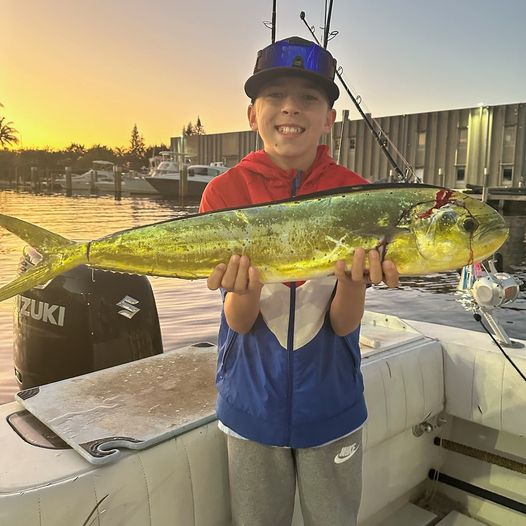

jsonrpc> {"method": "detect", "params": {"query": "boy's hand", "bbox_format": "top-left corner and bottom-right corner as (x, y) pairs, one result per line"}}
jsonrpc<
(335, 248), (399, 288)
(207, 255), (262, 294)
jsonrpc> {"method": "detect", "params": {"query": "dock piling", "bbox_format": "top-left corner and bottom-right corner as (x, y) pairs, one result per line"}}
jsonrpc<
(30, 167), (39, 192)
(114, 165), (122, 200)
(90, 169), (97, 194)
(65, 167), (72, 197)
(179, 164), (188, 205)
(49, 170), (55, 193)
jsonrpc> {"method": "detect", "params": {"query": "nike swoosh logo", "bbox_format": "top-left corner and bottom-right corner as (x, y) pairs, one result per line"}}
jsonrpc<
(334, 443), (359, 464)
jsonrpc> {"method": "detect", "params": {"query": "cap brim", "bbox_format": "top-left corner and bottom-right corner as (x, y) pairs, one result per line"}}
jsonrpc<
(244, 67), (339, 105)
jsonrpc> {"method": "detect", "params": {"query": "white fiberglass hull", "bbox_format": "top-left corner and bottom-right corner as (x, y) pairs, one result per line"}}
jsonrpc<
(55, 174), (160, 195)
(146, 175), (212, 198)
(1, 314), (525, 526)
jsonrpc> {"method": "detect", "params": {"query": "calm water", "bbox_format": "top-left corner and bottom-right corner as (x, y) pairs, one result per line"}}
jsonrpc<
(1, 189), (525, 404)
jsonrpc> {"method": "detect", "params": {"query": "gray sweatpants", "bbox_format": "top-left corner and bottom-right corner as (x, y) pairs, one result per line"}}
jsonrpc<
(227, 428), (363, 526)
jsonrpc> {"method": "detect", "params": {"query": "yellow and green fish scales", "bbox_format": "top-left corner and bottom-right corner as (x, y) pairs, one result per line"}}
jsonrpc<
(86, 184), (507, 279)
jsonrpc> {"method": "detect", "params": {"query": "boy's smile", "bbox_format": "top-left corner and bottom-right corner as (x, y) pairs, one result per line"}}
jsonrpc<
(248, 76), (336, 171)
(276, 125), (305, 135)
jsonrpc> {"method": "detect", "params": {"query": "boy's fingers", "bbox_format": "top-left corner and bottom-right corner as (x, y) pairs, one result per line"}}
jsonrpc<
(248, 266), (263, 291)
(382, 260), (400, 288)
(368, 250), (383, 284)
(207, 263), (227, 290)
(221, 255), (241, 290)
(334, 260), (347, 281)
(351, 248), (366, 282)
(233, 255), (250, 293)
(213, 252), (398, 291)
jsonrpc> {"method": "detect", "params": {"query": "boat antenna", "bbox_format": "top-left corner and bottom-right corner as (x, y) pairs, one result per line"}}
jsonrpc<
(300, 10), (409, 182)
(264, 0), (277, 43)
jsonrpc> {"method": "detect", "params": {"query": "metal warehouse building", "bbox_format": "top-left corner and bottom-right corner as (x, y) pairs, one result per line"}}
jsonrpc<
(172, 102), (525, 188)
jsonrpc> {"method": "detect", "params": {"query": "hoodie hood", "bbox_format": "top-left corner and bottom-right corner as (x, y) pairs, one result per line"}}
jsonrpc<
(200, 144), (368, 212)
(237, 144), (336, 191)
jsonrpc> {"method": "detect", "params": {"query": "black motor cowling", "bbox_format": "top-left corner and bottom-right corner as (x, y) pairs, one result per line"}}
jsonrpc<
(14, 261), (163, 390)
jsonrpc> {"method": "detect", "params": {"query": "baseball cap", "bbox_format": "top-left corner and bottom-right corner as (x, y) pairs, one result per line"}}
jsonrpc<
(244, 36), (340, 106)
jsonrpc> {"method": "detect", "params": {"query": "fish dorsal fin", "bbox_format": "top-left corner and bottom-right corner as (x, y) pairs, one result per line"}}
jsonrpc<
(0, 214), (73, 255)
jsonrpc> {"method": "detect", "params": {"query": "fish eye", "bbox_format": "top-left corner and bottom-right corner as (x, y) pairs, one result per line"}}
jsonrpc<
(462, 217), (479, 233)
(440, 209), (457, 224)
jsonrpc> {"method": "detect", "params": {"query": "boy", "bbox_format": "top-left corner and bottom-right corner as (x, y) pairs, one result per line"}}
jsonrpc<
(200, 36), (399, 526)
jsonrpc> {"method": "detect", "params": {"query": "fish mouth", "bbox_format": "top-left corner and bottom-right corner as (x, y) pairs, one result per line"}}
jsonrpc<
(275, 125), (305, 135)
(472, 220), (509, 260)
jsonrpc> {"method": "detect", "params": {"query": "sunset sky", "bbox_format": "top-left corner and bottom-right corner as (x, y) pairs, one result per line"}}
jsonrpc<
(2, 0), (525, 150)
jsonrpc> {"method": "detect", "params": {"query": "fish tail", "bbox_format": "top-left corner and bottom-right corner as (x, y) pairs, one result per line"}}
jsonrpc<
(0, 214), (88, 302)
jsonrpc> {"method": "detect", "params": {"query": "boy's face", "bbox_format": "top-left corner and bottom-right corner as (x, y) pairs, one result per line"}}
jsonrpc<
(247, 76), (336, 171)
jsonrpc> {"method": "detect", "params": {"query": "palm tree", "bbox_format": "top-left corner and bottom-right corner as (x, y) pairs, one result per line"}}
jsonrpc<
(0, 103), (19, 148)
(65, 143), (87, 157)
(0, 117), (18, 148)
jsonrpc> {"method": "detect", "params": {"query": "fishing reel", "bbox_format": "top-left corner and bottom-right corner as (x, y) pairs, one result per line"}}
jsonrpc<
(458, 255), (522, 309)
(471, 272), (520, 309)
(457, 255), (523, 348)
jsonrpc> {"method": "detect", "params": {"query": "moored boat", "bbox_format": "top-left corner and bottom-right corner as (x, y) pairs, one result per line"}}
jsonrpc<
(146, 163), (229, 198)
(55, 160), (160, 195)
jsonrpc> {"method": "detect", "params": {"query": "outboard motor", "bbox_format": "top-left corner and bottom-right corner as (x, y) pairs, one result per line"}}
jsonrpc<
(14, 248), (163, 389)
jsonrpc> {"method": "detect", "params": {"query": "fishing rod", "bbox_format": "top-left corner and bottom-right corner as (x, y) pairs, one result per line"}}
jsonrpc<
(271, 0), (277, 43)
(474, 312), (526, 382)
(323, 0), (334, 49)
(264, 0), (278, 43)
(300, 10), (410, 182)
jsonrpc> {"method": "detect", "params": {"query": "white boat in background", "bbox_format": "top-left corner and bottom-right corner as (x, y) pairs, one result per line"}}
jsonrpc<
(140, 151), (183, 197)
(147, 157), (180, 180)
(1, 310), (525, 526)
(147, 150), (181, 178)
(146, 162), (229, 198)
(55, 160), (115, 191)
(54, 155), (226, 197)
(98, 171), (160, 195)
(55, 160), (159, 195)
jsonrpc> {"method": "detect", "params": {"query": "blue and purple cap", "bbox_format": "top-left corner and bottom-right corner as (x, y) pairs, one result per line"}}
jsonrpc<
(244, 36), (340, 106)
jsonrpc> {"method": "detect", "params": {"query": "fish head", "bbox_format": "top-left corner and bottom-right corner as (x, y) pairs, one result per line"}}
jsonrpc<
(406, 192), (508, 271)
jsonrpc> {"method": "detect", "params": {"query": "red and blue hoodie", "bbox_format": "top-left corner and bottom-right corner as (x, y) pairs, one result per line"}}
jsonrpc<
(200, 145), (369, 448)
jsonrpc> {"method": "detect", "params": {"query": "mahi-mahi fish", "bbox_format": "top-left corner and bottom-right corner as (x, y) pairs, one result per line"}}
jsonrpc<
(0, 184), (508, 302)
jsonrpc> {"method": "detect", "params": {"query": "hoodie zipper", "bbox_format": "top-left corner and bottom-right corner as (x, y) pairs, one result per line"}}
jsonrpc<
(286, 171), (302, 444)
